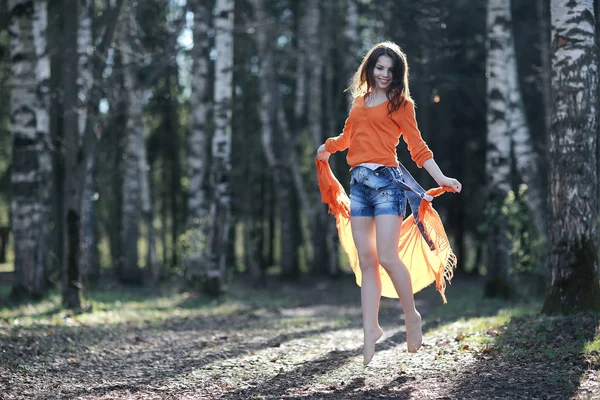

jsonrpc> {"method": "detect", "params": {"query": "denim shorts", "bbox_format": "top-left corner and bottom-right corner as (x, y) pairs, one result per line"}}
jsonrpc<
(349, 166), (407, 217)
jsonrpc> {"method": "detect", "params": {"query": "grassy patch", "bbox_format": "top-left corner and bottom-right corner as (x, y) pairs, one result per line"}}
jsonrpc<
(0, 286), (248, 328)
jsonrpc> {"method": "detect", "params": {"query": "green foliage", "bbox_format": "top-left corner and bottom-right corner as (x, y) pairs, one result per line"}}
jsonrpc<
(480, 184), (546, 298)
(502, 185), (545, 279)
(176, 218), (209, 272)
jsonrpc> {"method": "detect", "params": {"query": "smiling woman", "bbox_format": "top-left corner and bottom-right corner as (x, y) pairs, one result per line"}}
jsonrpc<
(316, 41), (462, 366)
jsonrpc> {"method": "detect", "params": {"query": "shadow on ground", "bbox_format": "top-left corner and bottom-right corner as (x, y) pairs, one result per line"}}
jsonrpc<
(448, 312), (598, 400)
(2, 275), (567, 399)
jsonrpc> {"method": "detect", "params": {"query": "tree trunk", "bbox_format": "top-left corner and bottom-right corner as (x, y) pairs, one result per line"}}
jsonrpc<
(62, 0), (82, 307)
(167, 70), (181, 270)
(203, 0), (234, 295)
(542, 0), (600, 313)
(118, 8), (144, 284)
(323, 1), (339, 277)
(305, 0), (330, 275)
(8, 0), (53, 299)
(184, 0), (211, 284)
(484, 0), (513, 298)
(48, 0), (64, 288)
(139, 106), (159, 283)
(77, 0), (98, 285)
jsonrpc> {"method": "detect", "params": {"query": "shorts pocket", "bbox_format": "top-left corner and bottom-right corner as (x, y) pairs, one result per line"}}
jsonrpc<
(362, 170), (393, 190)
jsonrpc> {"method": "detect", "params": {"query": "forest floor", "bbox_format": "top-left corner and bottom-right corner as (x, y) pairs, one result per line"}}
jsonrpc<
(0, 274), (599, 400)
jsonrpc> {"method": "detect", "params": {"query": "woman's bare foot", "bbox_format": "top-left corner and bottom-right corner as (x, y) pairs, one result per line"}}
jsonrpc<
(363, 326), (384, 365)
(405, 311), (422, 353)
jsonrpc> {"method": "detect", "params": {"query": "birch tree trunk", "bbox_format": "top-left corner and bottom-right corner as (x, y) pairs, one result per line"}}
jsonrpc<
(484, 0), (513, 297)
(184, 0), (211, 283)
(542, 0), (600, 313)
(8, 0), (53, 299)
(118, 8), (144, 283)
(203, 0), (234, 295)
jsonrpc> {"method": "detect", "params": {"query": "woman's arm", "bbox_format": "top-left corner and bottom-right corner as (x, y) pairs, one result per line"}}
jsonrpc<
(422, 158), (462, 192)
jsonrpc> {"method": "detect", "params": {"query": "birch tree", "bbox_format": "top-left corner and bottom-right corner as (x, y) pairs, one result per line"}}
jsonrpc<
(542, 0), (600, 313)
(8, 0), (52, 298)
(484, 0), (545, 296)
(484, 0), (514, 297)
(118, 7), (144, 283)
(184, 0), (211, 283)
(203, 0), (234, 294)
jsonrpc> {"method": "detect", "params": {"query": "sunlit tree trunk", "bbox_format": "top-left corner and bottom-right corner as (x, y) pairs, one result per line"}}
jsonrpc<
(484, 0), (512, 298)
(542, 0), (600, 313)
(184, 0), (211, 284)
(8, 0), (53, 299)
(203, 0), (234, 295)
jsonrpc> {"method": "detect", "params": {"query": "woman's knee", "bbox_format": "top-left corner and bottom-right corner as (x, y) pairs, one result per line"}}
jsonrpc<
(377, 252), (401, 270)
(358, 253), (378, 272)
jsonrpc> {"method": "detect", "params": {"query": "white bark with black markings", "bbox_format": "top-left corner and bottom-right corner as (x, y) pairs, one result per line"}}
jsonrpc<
(204, 0), (234, 293)
(543, 0), (600, 313)
(185, 0), (212, 281)
(8, 0), (53, 297)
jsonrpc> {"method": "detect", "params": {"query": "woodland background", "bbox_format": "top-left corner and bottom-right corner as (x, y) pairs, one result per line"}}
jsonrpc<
(0, 0), (599, 314)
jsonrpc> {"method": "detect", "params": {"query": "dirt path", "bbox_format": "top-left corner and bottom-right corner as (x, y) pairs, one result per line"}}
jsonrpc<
(0, 277), (598, 399)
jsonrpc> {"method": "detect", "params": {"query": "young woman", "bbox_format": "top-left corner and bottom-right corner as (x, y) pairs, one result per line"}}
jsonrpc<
(316, 42), (462, 366)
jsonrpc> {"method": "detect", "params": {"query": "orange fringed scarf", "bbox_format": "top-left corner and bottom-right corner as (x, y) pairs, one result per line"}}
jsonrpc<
(316, 158), (457, 303)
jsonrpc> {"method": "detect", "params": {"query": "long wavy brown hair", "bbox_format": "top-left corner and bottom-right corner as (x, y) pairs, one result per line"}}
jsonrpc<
(348, 41), (413, 114)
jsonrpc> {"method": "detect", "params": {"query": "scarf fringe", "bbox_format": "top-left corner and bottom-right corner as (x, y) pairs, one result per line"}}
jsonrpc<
(317, 158), (458, 303)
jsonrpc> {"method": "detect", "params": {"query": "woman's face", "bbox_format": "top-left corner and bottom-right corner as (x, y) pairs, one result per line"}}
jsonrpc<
(372, 55), (393, 91)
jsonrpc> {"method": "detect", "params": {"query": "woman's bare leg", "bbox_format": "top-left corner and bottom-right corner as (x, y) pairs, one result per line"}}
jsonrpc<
(351, 216), (383, 365)
(374, 214), (422, 353)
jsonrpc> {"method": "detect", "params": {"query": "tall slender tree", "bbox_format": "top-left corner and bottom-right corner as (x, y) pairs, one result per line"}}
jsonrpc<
(77, 0), (98, 284)
(203, 0), (234, 294)
(62, 0), (124, 307)
(484, 0), (543, 297)
(542, 0), (600, 313)
(184, 0), (212, 283)
(8, 0), (53, 299)
(118, 6), (144, 283)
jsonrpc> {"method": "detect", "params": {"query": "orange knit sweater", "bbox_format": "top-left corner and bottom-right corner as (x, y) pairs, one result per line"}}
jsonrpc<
(324, 96), (433, 168)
